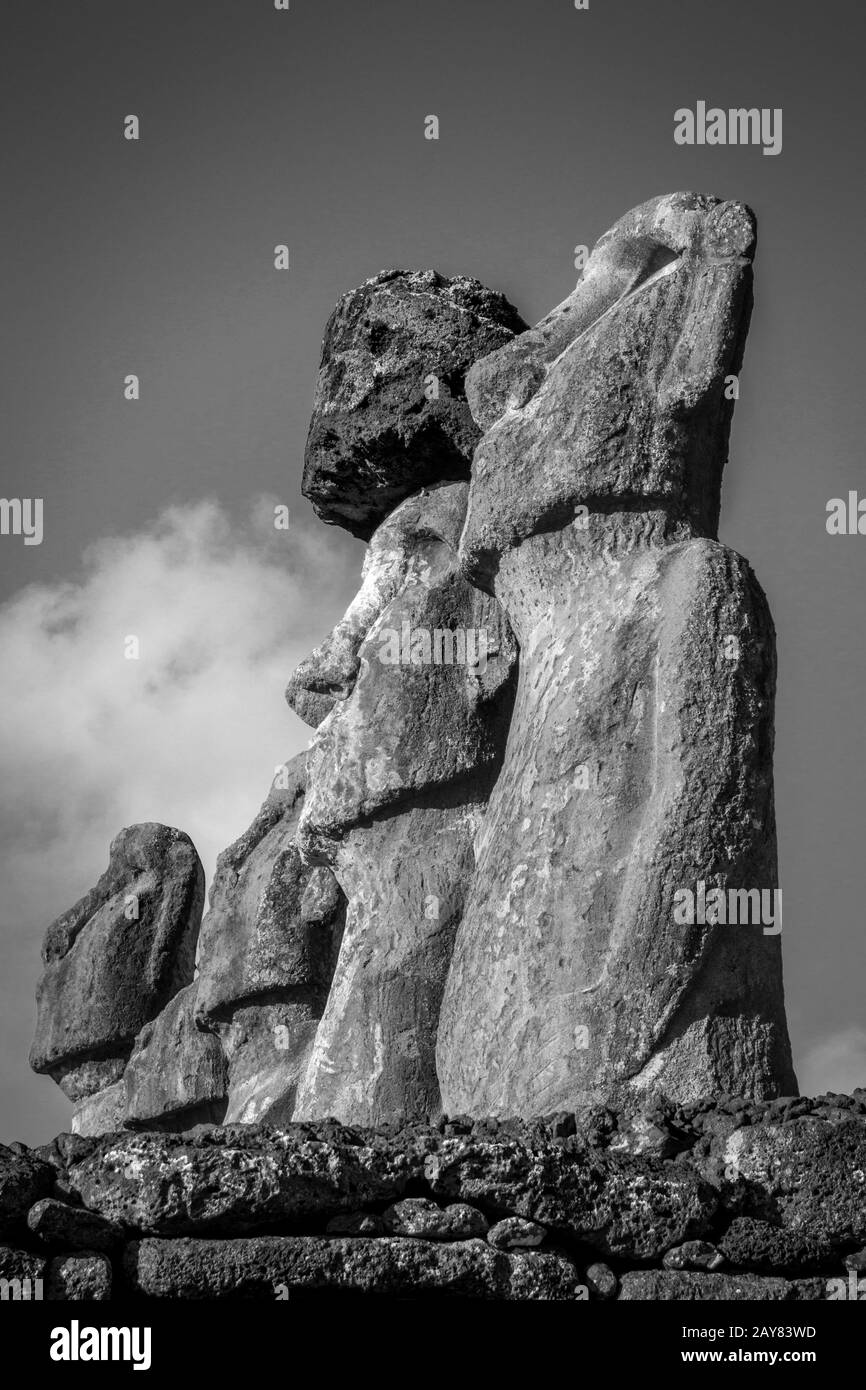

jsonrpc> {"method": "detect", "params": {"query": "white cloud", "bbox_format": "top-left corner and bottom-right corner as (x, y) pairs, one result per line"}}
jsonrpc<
(0, 498), (360, 1142)
(798, 1027), (866, 1097)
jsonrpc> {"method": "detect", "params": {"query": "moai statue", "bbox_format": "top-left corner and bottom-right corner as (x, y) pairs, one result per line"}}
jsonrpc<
(28, 271), (525, 1135)
(31, 774), (343, 1132)
(289, 483), (517, 1125)
(193, 751), (346, 1125)
(287, 270), (525, 1125)
(437, 192), (798, 1115)
(30, 824), (216, 1134)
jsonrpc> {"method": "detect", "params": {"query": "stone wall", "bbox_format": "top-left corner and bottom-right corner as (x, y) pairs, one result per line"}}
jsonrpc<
(2, 1092), (864, 1300)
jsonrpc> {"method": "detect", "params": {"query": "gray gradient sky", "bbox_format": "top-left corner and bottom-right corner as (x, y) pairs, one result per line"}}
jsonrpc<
(1, 0), (864, 1142)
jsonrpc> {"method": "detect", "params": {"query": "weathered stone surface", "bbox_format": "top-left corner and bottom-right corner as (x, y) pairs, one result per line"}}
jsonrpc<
(718, 1216), (832, 1272)
(487, 1217), (547, 1250)
(71, 1081), (126, 1137)
(194, 752), (345, 1125)
(0, 1244), (47, 1294)
(31, 1131), (99, 1177)
(295, 810), (485, 1128)
(126, 1235), (583, 1300)
(5, 1097), (865, 1297)
(663, 1239), (724, 1271)
(424, 1135), (716, 1259)
(47, 1251), (112, 1300)
(27, 1197), (120, 1252)
(293, 486), (517, 838)
(462, 193), (757, 551)
(618, 1270), (826, 1300)
(585, 1261), (618, 1299)
(609, 1112), (683, 1159)
(0, 1145), (54, 1238)
(31, 824), (204, 1101)
(438, 192), (796, 1115)
(302, 270), (526, 538)
(290, 484), (516, 1127)
(62, 1129), (422, 1236)
(55, 1120), (721, 1257)
(383, 1197), (488, 1240)
(124, 984), (227, 1130)
(716, 1114), (866, 1252)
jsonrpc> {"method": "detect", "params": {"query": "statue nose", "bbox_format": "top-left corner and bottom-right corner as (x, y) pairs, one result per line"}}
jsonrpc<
(285, 632), (362, 729)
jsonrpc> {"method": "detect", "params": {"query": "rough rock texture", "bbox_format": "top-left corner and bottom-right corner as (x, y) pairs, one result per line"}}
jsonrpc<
(30, 824), (205, 1109)
(194, 751), (345, 1124)
(717, 1217), (831, 1272)
(126, 1235), (583, 1300)
(0, 1145), (54, 1239)
(714, 1113), (866, 1253)
(663, 1238), (724, 1271)
(383, 1197), (488, 1240)
(27, 1197), (120, 1252)
(47, 1251), (112, 1300)
(0, 1244), (46, 1293)
(302, 269), (527, 537)
(425, 1138), (714, 1260)
(289, 484), (517, 1126)
(70, 1081), (127, 1137)
(123, 985), (228, 1130)
(585, 1261), (618, 1299)
(58, 1127), (421, 1236)
(487, 1217), (547, 1250)
(618, 1271), (825, 1300)
(437, 192), (796, 1115)
(0, 1094), (860, 1299)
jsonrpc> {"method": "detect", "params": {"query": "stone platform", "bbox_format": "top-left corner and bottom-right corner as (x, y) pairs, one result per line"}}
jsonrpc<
(2, 1093), (864, 1300)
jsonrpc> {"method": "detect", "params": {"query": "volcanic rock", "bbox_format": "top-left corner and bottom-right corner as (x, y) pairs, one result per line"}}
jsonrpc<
(302, 269), (527, 538)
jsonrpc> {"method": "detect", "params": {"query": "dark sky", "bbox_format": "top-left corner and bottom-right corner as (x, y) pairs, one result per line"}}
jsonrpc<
(2, 0), (864, 1140)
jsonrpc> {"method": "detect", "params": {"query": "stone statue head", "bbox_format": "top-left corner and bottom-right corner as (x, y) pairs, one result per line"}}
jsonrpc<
(289, 269), (526, 858)
(288, 481), (517, 863)
(30, 824), (205, 1126)
(459, 191), (756, 587)
(285, 271), (525, 1124)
